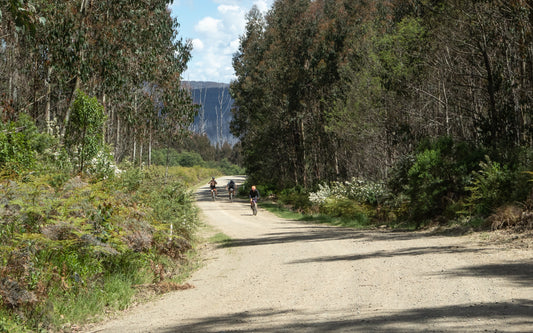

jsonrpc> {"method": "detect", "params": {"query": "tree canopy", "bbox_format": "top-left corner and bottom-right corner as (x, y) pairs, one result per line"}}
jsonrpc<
(0, 0), (196, 165)
(231, 0), (533, 188)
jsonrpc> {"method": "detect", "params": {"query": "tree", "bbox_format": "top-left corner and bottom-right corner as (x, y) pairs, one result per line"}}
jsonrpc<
(64, 90), (106, 173)
(0, 0), (195, 167)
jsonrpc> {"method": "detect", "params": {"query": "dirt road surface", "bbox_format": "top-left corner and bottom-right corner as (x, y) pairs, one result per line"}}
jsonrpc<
(87, 176), (533, 332)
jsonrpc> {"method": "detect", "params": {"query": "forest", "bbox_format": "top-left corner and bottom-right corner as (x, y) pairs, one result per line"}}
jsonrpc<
(231, 0), (533, 228)
(1, 0), (196, 169)
(0, 1), (224, 331)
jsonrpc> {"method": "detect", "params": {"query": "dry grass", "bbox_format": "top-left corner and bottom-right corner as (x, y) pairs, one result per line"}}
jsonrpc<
(489, 204), (533, 232)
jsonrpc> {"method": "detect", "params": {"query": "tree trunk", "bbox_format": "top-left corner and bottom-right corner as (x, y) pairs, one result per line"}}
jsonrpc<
(61, 76), (80, 140)
(45, 67), (53, 135)
(115, 115), (120, 159)
(148, 124), (152, 166)
(61, 0), (88, 141)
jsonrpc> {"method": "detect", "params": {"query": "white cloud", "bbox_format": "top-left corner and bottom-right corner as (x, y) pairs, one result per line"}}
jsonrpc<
(192, 38), (204, 52)
(253, 0), (270, 13)
(182, 0), (274, 83)
(218, 4), (239, 14)
(228, 39), (240, 53)
(195, 17), (223, 35)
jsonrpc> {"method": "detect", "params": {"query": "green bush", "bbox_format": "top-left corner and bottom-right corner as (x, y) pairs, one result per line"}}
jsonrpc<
(406, 148), (446, 220)
(118, 164), (144, 192)
(0, 113), (53, 177)
(178, 151), (205, 167)
(278, 186), (311, 212)
(391, 137), (485, 223)
(308, 178), (386, 220)
(151, 148), (180, 166)
(206, 158), (244, 175)
(64, 91), (106, 173)
(320, 197), (370, 224)
(0, 164), (201, 331)
(151, 149), (205, 167)
(466, 156), (513, 215)
(86, 146), (117, 181)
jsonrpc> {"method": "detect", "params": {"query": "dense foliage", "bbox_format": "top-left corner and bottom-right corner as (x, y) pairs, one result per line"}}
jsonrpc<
(232, 0), (533, 226)
(1, 0), (196, 165)
(0, 160), (214, 331)
(0, 2), (219, 330)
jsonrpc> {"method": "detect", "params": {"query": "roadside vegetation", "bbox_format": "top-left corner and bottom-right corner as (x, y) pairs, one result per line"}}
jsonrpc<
(0, 71), (249, 331)
(233, 1), (533, 233)
(248, 142), (533, 232)
(0, 3), (243, 330)
(0, 101), (235, 331)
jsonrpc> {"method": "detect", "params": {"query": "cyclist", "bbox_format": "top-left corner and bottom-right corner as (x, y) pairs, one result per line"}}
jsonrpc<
(208, 177), (218, 197)
(226, 179), (236, 199)
(249, 185), (260, 211)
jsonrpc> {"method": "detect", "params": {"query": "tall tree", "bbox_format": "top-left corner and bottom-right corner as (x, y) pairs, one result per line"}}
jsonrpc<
(0, 0), (195, 166)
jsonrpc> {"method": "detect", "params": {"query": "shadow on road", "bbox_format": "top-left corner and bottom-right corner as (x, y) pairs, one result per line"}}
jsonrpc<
(215, 226), (365, 248)
(286, 244), (485, 264)
(160, 299), (533, 332)
(442, 261), (533, 287)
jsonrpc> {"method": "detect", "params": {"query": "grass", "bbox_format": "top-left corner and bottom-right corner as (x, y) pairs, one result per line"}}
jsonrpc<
(209, 232), (233, 248)
(50, 274), (138, 327)
(260, 202), (372, 229)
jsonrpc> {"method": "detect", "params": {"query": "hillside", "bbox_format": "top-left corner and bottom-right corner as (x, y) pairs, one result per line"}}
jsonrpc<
(184, 81), (237, 146)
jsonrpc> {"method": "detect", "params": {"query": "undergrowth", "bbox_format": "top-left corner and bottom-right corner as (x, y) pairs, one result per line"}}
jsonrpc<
(0, 165), (213, 332)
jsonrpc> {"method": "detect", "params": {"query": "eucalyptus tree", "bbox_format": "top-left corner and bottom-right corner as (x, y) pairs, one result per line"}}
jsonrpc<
(395, 0), (533, 155)
(1, 0), (195, 167)
(233, 0), (374, 187)
(231, 5), (270, 184)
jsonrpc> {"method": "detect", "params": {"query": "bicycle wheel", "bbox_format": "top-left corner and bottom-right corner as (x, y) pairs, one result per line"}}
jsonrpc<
(211, 190), (216, 201)
(252, 202), (257, 215)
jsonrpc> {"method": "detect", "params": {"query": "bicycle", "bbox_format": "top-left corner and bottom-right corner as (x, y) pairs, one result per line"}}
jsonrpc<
(228, 187), (235, 202)
(210, 188), (216, 201)
(251, 197), (258, 215)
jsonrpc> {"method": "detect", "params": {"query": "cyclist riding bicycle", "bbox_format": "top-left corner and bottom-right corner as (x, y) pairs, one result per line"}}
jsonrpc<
(208, 177), (218, 197)
(249, 185), (260, 215)
(226, 180), (236, 199)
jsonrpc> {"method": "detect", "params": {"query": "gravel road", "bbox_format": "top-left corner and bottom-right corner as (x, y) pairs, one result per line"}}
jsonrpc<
(87, 176), (533, 332)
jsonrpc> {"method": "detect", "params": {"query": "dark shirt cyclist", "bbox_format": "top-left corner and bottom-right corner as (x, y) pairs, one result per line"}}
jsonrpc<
(249, 185), (260, 206)
(226, 180), (236, 198)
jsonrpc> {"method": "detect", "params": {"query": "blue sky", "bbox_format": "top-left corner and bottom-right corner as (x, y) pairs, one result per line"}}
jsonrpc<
(169, 0), (274, 83)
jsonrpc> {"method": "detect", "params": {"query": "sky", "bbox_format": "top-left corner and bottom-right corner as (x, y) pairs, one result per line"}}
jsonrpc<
(169, 0), (274, 84)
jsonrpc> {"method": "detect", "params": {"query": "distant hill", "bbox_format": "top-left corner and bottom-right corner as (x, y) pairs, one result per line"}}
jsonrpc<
(183, 81), (237, 146)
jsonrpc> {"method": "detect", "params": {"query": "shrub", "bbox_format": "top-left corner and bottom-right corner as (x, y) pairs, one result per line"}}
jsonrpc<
(64, 91), (106, 173)
(344, 178), (387, 205)
(208, 158), (245, 175)
(406, 148), (446, 220)
(177, 151), (205, 167)
(278, 186), (311, 212)
(151, 149), (205, 168)
(308, 178), (385, 221)
(0, 113), (53, 177)
(118, 164), (144, 192)
(86, 146), (117, 181)
(466, 156), (513, 216)
(309, 178), (385, 207)
(319, 197), (371, 223)
(393, 137), (485, 223)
